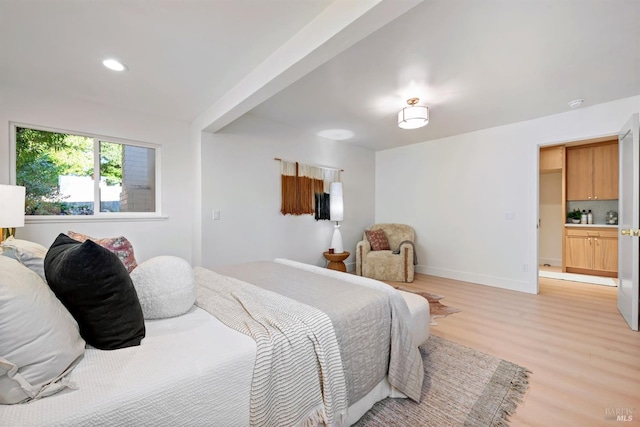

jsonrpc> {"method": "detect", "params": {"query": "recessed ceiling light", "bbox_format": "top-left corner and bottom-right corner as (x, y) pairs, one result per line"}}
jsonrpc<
(568, 98), (584, 109)
(102, 59), (128, 72)
(316, 129), (354, 141)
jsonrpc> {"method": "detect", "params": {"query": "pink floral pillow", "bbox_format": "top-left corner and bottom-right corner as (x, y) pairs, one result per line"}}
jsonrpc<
(67, 231), (138, 272)
(365, 229), (390, 251)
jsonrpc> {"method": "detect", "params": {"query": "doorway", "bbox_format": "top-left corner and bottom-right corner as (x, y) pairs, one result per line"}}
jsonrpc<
(537, 138), (619, 288)
(538, 169), (563, 269)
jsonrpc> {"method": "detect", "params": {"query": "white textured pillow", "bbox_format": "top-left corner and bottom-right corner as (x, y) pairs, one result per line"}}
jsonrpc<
(130, 256), (196, 319)
(0, 237), (48, 282)
(0, 256), (85, 404)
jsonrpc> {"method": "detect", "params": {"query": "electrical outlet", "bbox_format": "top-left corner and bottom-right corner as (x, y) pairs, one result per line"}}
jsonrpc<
(213, 210), (220, 220)
(522, 264), (528, 272)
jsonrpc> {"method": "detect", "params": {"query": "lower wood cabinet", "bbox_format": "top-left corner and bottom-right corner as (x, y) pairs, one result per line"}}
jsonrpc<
(565, 227), (618, 277)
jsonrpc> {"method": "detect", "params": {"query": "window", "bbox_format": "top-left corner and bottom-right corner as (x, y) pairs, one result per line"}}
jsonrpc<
(13, 124), (159, 216)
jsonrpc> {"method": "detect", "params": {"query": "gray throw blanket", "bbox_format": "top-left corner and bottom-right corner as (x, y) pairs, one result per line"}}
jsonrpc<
(194, 267), (348, 427)
(393, 240), (418, 265)
(215, 261), (392, 405)
(272, 259), (424, 403)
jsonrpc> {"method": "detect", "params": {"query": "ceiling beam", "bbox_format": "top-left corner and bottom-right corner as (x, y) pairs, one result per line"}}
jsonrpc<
(195, 0), (422, 133)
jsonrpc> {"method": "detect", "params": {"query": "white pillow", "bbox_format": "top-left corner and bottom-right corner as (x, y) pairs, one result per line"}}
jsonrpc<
(130, 256), (195, 319)
(0, 256), (85, 404)
(0, 237), (48, 282)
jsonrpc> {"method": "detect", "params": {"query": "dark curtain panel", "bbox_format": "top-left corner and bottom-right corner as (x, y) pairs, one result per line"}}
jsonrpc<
(314, 192), (330, 220)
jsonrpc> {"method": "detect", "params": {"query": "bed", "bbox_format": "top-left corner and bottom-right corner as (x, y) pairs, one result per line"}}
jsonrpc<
(0, 254), (429, 426)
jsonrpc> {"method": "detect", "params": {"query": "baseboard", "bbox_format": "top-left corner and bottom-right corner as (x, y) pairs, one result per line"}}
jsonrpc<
(538, 257), (562, 267)
(415, 265), (534, 293)
(345, 261), (356, 273)
(538, 269), (617, 286)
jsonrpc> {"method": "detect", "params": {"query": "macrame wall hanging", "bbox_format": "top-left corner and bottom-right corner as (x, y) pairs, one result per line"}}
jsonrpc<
(276, 158), (341, 219)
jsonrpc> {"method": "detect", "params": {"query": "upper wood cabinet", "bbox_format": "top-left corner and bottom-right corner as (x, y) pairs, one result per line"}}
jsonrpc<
(566, 142), (618, 201)
(540, 146), (563, 173)
(592, 144), (619, 200)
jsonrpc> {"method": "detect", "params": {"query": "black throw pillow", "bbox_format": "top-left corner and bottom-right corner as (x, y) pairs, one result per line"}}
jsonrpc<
(44, 233), (145, 350)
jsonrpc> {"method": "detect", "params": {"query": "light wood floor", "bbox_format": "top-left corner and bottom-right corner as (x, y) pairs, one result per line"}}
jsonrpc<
(392, 274), (640, 426)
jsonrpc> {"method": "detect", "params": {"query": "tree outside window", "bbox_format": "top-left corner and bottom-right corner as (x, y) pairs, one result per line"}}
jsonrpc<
(15, 126), (156, 215)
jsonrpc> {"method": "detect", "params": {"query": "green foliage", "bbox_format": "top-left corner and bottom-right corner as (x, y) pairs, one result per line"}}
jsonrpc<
(48, 134), (93, 177)
(100, 142), (123, 186)
(567, 209), (582, 220)
(16, 128), (68, 214)
(16, 127), (126, 215)
(16, 127), (93, 214)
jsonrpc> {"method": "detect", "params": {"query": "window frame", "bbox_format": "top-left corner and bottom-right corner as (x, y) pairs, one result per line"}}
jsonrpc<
(10, 122), (165, 223)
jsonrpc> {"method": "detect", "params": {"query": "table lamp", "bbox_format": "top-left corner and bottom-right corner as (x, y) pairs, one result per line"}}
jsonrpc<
(329, 182), (344, 253)
(0, 184), (26, 242)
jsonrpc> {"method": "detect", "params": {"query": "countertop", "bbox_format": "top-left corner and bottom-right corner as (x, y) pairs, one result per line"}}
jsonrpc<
(565, 223), (618, 228)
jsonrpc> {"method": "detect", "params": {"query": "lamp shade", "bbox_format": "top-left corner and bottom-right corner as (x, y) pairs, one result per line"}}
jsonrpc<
(398, 98), (429, 130)
(0, 185), (26, 228)
(330, 182), (344, 222)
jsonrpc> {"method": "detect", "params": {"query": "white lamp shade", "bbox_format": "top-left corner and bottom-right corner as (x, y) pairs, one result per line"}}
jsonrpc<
(0, 185), (26, 228)
(398, 105), (429, 129)
(329, 182), (344, 222)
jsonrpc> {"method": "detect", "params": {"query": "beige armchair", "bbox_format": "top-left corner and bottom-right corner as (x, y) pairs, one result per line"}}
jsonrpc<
(356, 223), (416, 283)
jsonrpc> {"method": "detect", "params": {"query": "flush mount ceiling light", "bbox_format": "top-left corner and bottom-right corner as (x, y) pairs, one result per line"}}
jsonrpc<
(398, 97), (429, 129)
(568, 98), (584, 109)
(102, 58), (128, 72)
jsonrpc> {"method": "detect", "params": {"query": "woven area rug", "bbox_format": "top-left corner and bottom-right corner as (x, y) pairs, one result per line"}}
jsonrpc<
(399, 288), (461, 325)
(354, 335), (531, 427)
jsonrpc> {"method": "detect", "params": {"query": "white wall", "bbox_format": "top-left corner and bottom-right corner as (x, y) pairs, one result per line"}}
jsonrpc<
(190, 125), (204, 266)
(376, 96), (640, 293)
(539, 172), (562, 267)
(200, 113), (375, 269)
(0, 84), (194, 262)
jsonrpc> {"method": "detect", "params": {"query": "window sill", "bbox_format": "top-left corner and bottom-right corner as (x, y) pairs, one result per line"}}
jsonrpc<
(25, 215), (169, 224)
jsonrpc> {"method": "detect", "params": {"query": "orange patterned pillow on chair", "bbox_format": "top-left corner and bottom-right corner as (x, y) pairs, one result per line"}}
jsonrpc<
(365, 229), (390, 251)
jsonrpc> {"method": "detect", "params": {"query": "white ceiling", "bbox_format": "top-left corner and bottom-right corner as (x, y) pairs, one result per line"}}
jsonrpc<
(1, 0), (639, 151)
(0, 0), (333, 122)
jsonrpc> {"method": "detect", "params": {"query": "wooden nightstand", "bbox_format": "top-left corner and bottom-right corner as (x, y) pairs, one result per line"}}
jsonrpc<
(323, 251), (350, 272)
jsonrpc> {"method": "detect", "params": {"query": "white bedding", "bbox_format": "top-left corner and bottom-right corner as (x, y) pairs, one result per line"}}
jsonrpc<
(0, 264), (429, 427)
(0, 307), (257, 427)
